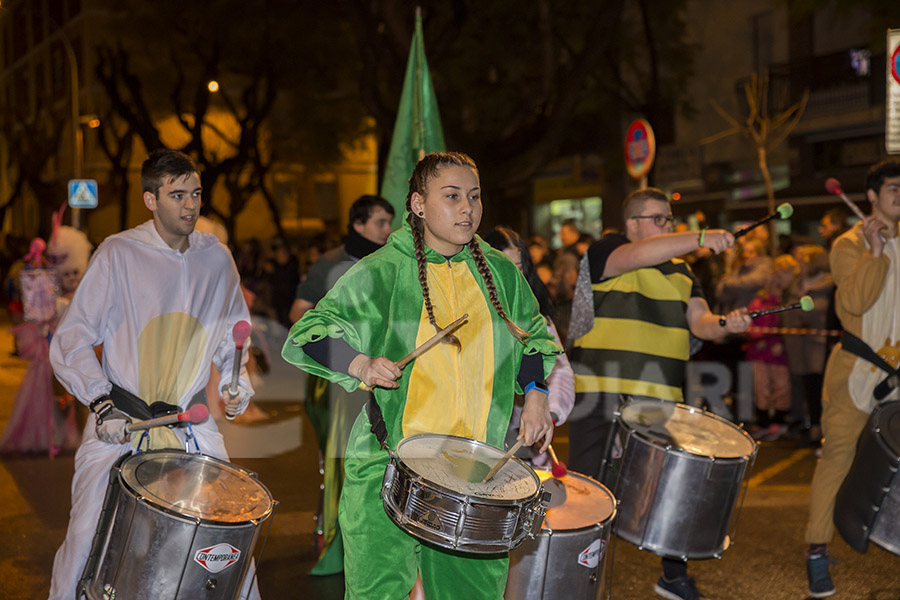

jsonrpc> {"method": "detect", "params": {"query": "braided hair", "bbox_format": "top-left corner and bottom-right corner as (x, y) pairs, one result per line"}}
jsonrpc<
(406, 152), (529, 348)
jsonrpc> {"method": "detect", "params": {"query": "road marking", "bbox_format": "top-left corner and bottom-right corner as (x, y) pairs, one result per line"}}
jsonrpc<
(748, 448), (812, 489)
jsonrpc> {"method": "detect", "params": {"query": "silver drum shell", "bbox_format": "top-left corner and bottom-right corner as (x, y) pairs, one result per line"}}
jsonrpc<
(607, 400), (757, 560)
(381, 434), (547, 554)
(83, 451), (274, 600)
(506, 470), (616, 600)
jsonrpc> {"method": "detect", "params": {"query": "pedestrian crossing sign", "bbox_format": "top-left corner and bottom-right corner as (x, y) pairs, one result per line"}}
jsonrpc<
(68, 179), (99, 209)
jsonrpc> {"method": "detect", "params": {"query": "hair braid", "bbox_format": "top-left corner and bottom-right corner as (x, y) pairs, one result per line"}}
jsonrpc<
(408, 211), (461, 350)
(468, 239), (528, 342)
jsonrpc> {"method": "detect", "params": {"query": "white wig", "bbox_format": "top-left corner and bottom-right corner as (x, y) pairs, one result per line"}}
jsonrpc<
(47, 226), (93, 274)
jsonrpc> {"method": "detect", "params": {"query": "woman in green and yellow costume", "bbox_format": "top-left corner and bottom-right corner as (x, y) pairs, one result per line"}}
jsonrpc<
(282, 152), (560, 599)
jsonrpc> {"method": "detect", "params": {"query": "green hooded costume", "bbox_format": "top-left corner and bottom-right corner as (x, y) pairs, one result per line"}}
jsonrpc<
(282, 220), (559, 599)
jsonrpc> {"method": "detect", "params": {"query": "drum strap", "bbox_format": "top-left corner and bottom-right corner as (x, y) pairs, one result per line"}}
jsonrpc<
(109, 383), (207, 422)
(840, 331), (900, 401)
(365, 394), (389, 450)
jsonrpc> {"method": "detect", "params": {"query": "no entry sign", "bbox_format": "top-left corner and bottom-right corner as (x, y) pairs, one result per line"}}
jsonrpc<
(624, 119), (656, 180)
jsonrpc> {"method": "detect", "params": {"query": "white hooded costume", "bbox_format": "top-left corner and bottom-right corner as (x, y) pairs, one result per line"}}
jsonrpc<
(48, 221), (259, 600)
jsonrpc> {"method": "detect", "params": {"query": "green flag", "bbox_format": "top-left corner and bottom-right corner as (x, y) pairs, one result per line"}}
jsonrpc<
(380, 9), (446, 228)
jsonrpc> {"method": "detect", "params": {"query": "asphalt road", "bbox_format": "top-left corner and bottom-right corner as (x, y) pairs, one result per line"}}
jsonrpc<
(1, 315), (899, 599)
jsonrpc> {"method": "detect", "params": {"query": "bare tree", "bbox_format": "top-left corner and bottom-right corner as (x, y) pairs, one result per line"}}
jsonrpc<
(0, 108), (68, 239)
(701, 71), (808, 253)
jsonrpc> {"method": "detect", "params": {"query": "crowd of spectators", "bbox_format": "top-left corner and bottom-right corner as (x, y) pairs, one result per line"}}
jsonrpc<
(1, 204), (853, 449)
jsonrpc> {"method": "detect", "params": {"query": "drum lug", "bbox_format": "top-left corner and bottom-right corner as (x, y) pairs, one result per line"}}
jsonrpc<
(381, 461), (397, 498)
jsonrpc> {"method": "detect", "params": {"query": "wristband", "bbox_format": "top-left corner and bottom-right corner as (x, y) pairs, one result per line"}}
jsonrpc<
(89, 394), (111, 412)
(698, 228), (708, 248)
(89, 395), (114, 423)
(524, 381), (549, 396)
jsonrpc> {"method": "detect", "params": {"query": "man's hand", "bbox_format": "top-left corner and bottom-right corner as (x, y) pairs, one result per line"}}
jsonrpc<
(722, 307), (752, 334)
(862, 216), (887, 257)
(221, 384), (251, 417)
(349, 354), (401, 389)
(699, 229), (736, 255)
(519, 388), (554, 454)
(90, 397), (130, 445)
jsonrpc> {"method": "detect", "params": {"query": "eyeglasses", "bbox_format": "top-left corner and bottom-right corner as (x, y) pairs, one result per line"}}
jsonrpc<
(630, 214), (674, 227)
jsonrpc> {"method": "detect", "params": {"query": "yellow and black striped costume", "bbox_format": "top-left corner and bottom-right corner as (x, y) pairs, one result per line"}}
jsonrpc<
(571, 234), (703, 402)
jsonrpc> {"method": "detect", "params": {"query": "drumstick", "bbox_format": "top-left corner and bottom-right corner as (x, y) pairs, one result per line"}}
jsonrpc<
(481, 439), (525, 483)
(547, 444), (567, 478)
(396, 314), (469, 368)
(225, 320), (252, 420)
(359, 314), (468, 390)
(126, 404), (210, 433)
(718, 295), (813, 326)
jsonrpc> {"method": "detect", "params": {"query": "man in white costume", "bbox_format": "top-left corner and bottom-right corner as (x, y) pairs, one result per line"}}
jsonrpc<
(48, 149), (259, 600)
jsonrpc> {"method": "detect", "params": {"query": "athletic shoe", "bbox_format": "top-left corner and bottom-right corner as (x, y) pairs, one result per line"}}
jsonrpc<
(806, 546), (836, 598)
(765, 423), (789, 441)
(750, 425), (768, 440)
(654, 575), (703, 600)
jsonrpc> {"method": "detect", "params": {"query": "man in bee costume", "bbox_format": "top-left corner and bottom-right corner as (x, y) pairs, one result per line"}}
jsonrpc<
(282, 152), (560, 599)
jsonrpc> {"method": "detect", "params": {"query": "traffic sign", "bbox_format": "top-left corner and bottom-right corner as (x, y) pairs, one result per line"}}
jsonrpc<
(888, 29), (900, 154)
(624, 119), (656, 180)
(68, 179), (98, 209)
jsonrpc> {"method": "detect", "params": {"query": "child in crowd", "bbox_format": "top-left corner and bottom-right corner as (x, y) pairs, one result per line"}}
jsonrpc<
(747, 253), (799, 440)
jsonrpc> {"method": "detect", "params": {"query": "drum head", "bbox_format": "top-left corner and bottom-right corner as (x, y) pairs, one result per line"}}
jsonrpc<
(535, 469), (615, 531)
(120, 451), (273, 523)
(620, 399), (754, 459)
(397, 434), (539, 500)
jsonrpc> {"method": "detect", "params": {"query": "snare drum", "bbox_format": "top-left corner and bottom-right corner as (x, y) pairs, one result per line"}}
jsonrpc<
(835, 400), (900, 556)
(79, 450), (274, 600)
(506, 469), (616, 600)
(381, 434), (549, 553)
(606, 398), (757, 560)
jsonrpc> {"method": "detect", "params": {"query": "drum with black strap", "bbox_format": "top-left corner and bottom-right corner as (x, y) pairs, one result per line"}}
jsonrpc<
(79, 450), (274, 599)
(834, 400), (900, 555)
(381, 433), (549, 553)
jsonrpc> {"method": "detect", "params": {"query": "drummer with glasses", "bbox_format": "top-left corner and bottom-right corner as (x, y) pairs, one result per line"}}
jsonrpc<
(567, 187), (750, 600)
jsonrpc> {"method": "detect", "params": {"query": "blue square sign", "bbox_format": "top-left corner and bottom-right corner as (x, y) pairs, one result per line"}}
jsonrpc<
(68, 179), (99, 209)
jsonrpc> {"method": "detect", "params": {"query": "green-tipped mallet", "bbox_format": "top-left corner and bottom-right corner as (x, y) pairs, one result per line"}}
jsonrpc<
(719, 294), (813, 326)
(733, 202), (793, 239)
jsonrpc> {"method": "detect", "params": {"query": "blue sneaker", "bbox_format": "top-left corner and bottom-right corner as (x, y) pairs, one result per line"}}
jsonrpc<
(654, 575), (703, 600)
(806, 546), (836, 598)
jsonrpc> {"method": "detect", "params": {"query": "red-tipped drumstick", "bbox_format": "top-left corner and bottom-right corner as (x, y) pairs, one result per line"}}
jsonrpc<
(825, 177), (886, 242)
(226, 320), (252, 420)
(126, 404), (210, 432)
(547, 444), (567, 478)
(825, 178), (867, 220)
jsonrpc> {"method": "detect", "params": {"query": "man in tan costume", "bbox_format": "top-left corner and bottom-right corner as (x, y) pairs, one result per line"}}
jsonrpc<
(805, 156), (900, 597)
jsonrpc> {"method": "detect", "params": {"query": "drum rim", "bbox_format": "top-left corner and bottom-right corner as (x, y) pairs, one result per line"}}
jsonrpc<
(618, 398), (758, 460)
(392, 433), (542, 504)
(532, 467), (618, 534)
(119, 450), (274, 524)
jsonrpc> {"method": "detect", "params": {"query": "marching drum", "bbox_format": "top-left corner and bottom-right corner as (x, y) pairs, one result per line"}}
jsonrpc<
(381, 434), (550, 553)
(606, 399), (757, 560)
(506, 469), (616, 600)
(79, 450), (274, 600)
(835, 401), (900, 555)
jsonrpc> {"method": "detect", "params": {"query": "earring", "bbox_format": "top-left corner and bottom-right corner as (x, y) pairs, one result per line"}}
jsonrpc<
(419, 211), (424, 216)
